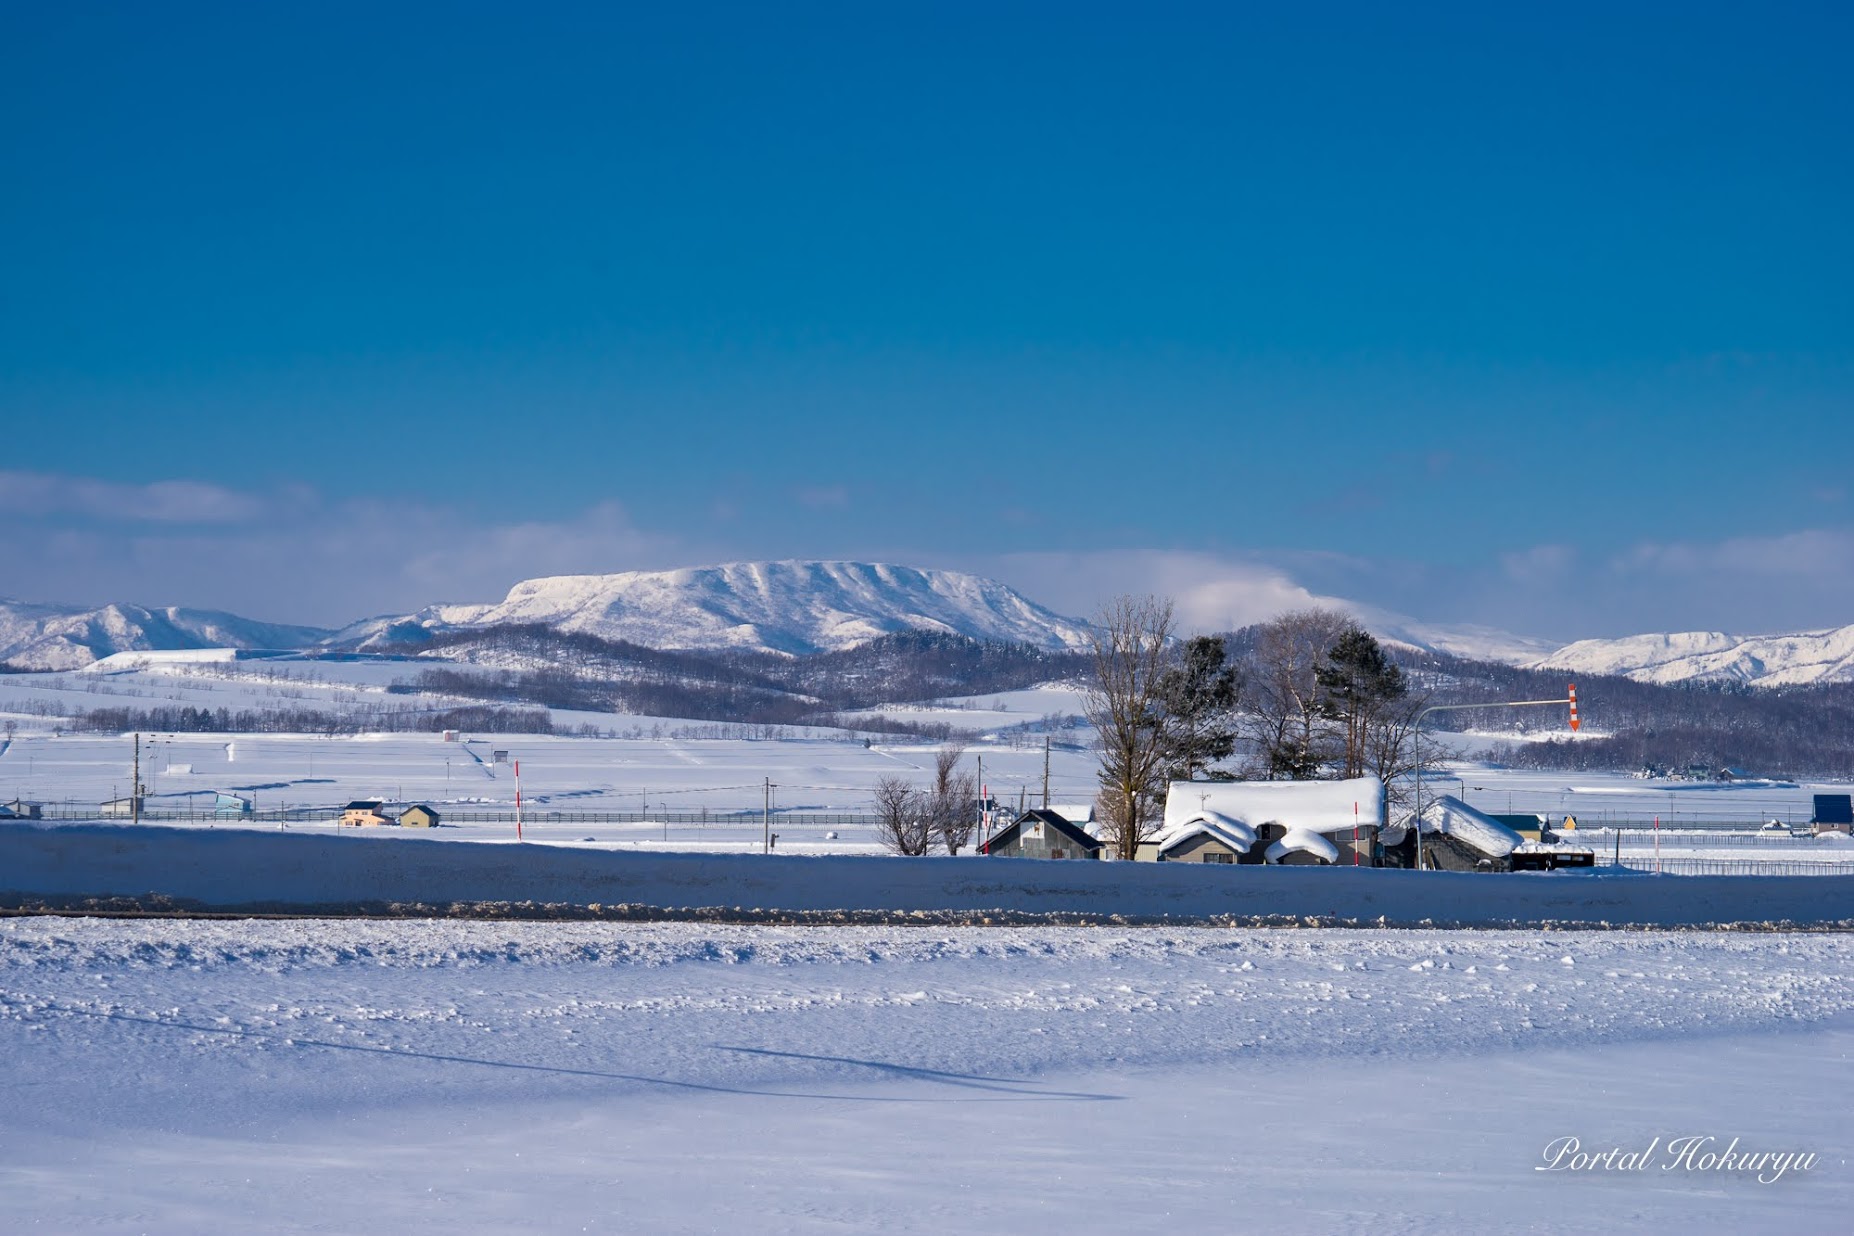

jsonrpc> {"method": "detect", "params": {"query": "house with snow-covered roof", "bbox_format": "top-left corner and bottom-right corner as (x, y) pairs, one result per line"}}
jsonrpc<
(1142, 778), (1385, 865)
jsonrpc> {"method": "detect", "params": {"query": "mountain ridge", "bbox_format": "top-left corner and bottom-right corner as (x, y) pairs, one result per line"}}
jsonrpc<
(1531, 624), (1854, 688)
(9, 564), (1851, 687)
(0, 599), (333, 672)
(339, 561), (1098, 657)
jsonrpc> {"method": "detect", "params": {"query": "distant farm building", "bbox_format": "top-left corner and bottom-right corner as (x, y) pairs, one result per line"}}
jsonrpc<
(4, 798), (42, 819)
(398, 804), (442, 828)
(214, 792), (254, 817)
(100, 796), (144, 819)
(340, 800), (393, 827)
(983, 809), (1103, 860)
(1489, 813), (1549, 842)
(1812, 794), (1853, 837)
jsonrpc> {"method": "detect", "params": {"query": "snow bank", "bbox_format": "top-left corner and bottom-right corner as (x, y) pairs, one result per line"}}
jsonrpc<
(4, 820), (1851, 927)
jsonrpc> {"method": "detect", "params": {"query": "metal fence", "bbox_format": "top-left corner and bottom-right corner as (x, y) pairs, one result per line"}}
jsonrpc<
(1580, 829), (1827, 848)
(417, 810), (881, 827)
(23, 804), (881, 827)
(1597, 856), (1854, 877)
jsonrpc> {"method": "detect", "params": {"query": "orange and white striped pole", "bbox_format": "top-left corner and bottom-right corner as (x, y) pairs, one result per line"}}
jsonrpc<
(514, 759), (523, 841)
(1568, 684), (1580, 733)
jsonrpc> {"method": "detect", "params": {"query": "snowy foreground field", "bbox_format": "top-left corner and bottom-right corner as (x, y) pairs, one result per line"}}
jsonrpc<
(2, 918), (1849, 1234)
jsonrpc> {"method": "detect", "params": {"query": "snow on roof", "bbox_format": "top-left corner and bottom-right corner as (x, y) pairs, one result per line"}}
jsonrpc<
(1045, 802), (1095, 824)
(1161, 778), (1384, 837)
(1264, 829), (1341, 864)
(1413, 796), (1525, 858)
(1511, 840), (1592, 854)
(1157, 811), (1257, 856)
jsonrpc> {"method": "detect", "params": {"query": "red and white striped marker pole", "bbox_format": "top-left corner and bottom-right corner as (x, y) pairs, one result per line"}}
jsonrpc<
(514, 759), (523, 842)
(1568, 683), (1580, 733)
(1352, 801), (1359, 866)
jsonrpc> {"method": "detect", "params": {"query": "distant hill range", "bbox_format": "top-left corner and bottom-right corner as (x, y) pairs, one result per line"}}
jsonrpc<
(0, 600), (332, 673)
(0, 562), (1093, 670)
(1531, 626), (1854, 688)
(6, 561), (1853, 691)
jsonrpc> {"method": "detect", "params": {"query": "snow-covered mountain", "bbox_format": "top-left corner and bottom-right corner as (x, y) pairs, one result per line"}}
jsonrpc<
(341, 561), (1097, 656)
(0, 600), (332, 672)
(1531, 625), (1854, 688)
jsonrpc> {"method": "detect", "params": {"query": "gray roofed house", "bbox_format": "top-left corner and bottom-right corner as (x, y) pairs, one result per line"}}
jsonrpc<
(983, 809), (1104, 860)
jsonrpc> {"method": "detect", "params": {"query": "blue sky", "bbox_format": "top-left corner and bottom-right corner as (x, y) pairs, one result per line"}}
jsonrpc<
(3, 3), (1851, 638)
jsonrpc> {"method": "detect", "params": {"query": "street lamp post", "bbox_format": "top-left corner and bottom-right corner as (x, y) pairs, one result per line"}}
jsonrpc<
(1412, 690), (1578, 871)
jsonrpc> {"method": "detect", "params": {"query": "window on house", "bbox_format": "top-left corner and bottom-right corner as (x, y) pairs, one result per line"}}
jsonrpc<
(1204, 852), (1233, 863)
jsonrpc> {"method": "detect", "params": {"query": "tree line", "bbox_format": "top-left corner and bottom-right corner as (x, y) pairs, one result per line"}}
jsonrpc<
(383, 625), (1088, 727)
(68, 703), (552, 735)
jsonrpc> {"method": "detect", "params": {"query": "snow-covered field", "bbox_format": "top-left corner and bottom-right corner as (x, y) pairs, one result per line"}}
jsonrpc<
(2, 728), (1847, 829)
(4, 667), (1852, 1230)
(2, 917), (1848, 1233)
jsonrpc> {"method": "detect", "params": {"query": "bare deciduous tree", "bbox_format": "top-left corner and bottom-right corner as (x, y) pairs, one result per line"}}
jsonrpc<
(927, 744), (979, 854)
(1364, 694), (1431, 817)
(1084, 595), (1176, 861)
(873, 775), (931, 856)
(1239, 608), (1353, 779)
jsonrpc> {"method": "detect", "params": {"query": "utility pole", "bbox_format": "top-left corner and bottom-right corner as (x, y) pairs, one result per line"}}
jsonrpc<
(1042, 737), (1051, 808)
(132, 733), (141, 826)
(763, 778), (774, 854)
(976, 753), (984, 848)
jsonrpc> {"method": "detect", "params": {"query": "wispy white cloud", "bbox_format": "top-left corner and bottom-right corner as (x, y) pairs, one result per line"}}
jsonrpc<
(982, 550), (1359, 632)
(0, 476), (690, 625)
(985, 529), (1854, 648)
(0, 470), (268, 523)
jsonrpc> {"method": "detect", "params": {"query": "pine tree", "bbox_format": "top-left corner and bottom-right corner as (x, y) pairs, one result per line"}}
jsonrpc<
(1156, 635), (1241, 780)
(1316, 626), (1407, 779)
